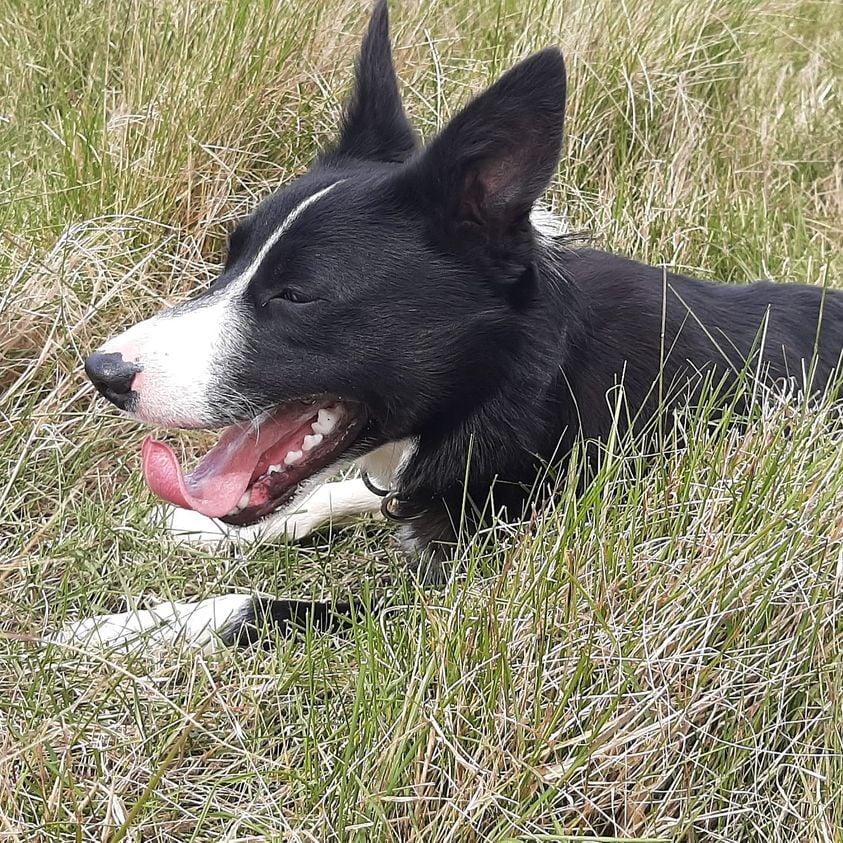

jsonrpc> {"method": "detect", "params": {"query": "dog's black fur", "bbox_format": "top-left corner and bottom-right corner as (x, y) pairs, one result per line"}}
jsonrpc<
(220, 3), (842, 566)
(86, 2), (842, 638)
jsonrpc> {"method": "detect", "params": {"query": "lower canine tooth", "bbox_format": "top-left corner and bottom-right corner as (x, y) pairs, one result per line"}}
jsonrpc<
(238, 492), (251, 509)
(302, 433), (323, 451)
(285, 450), (303, 465)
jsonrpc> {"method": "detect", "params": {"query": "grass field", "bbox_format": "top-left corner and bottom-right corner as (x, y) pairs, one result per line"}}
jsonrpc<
(2, 0), (843, 839)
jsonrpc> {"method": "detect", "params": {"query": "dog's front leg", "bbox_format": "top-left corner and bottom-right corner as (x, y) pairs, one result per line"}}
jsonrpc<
(52, 477), (389, 652)
(48, 594), (367, 652)
(161, 477), (385, 548)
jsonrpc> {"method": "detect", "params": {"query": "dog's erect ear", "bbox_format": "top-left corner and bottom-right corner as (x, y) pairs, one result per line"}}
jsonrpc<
(412, 48), (566, 245)
(324, 0), (417, 164)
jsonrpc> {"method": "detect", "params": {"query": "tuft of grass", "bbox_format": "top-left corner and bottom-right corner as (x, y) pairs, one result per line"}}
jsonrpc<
(1, 0), (842, 839)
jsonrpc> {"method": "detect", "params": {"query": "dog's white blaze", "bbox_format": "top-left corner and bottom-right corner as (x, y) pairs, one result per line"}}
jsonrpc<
(228, 181), (345, 294)
(99, 181), (343, 426)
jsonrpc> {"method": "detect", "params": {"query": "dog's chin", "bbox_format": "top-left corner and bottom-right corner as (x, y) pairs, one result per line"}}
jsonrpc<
(141, 397), (372, 526)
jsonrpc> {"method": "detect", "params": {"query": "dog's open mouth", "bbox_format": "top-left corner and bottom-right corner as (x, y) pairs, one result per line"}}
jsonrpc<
(142, 398), (367, 526)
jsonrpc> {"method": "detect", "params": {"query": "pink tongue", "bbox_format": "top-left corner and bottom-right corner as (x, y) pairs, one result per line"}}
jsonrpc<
(142, 406), (314, 518)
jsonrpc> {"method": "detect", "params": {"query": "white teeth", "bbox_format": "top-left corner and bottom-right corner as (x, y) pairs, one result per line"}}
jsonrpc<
(268, 463), (282, 474)
(285, 450), (303, 466)
(302, 433), (323, 451)
(312, 407), (340, 435)
(228, 491), (251, 516)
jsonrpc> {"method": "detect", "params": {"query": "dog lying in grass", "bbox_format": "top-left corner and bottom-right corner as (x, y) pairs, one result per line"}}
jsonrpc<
(57, 0), (843, 649)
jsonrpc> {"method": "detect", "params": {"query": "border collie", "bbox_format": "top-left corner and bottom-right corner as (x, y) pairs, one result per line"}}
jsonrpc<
(55, 1), (843, 649)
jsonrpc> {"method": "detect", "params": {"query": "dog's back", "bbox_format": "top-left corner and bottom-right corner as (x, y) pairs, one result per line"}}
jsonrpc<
(553, 247), (843, 445)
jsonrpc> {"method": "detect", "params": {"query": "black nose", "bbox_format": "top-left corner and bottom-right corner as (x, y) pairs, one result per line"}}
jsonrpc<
(85, 351), (141, 410)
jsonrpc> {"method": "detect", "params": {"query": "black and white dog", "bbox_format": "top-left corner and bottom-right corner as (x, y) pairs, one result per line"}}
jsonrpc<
(57, 1), (843, 648)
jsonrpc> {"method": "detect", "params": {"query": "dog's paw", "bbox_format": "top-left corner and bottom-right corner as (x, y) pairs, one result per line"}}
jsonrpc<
(154, 506), (247, 548)
(152, 479), (381, 549)
(47, 595), (253, 652)
(154, 503), (313, 549)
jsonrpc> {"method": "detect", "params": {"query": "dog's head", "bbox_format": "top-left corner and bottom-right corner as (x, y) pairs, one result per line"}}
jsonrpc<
(85, 0), (567, 525)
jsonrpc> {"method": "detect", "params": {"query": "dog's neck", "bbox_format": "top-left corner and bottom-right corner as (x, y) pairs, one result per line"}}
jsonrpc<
(396, 229), (586, 509)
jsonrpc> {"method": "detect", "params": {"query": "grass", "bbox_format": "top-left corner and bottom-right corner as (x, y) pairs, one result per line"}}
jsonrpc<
(1, 0), (842, 839)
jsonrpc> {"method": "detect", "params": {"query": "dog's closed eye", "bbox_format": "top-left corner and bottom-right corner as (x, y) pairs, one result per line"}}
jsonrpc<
(262, 288), (316, 306)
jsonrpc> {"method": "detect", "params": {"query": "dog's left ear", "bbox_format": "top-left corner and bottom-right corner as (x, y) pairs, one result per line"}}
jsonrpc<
(409, 48), (566, 276)
(324, 0), (417, 164)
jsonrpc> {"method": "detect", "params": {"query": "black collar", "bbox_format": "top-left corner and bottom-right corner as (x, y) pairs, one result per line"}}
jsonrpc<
(361, 471), (424, 523)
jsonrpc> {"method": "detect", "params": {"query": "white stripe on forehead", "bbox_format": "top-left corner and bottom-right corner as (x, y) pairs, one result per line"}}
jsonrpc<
(230, 179), (345, 292)
(98, 179), (346, 427)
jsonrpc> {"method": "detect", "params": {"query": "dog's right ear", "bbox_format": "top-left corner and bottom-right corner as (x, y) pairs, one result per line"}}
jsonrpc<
(323, 1), (417, 164)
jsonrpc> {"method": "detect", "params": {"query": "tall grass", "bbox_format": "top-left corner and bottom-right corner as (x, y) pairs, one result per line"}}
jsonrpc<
(1, 0), (841, 839)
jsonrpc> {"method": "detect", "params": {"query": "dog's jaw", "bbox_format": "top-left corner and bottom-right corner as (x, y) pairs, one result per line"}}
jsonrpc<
(141, 398), (370, 525)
